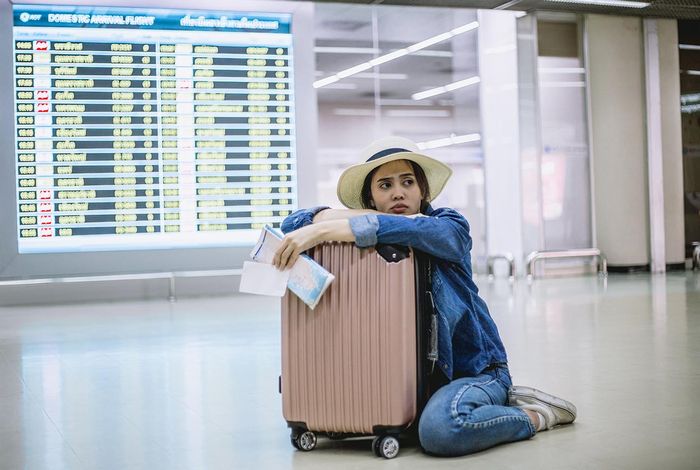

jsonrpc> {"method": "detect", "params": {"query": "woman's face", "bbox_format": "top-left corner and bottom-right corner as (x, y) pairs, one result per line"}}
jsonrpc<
(369, 160), (423, 215)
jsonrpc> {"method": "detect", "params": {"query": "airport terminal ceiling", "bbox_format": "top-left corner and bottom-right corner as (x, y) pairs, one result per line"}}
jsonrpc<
(313, 5), (478, 108)
(303, 1), (700, 20)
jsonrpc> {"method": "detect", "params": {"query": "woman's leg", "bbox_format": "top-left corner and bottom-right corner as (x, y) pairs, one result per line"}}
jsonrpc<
(418, 368), (535, 457)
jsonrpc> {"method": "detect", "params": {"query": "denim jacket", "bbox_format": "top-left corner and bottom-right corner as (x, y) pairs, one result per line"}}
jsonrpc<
(280, 205), (508, 380)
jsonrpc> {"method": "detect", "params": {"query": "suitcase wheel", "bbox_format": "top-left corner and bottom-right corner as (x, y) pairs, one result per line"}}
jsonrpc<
(373, 435), (400, 459)
(292, 431), (317, 451)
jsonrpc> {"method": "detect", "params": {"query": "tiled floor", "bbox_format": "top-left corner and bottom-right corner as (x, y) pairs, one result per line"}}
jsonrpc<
(0, 272), (698, 470)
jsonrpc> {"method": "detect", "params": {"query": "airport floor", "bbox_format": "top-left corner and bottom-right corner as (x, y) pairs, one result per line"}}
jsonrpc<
(0, 272), (698, 470)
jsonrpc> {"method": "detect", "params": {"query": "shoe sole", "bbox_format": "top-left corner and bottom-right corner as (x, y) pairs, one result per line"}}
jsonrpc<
(509, 386), (577, 423)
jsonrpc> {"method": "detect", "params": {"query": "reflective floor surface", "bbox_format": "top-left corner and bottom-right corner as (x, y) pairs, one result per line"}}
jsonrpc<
(0, 272), (698, 470)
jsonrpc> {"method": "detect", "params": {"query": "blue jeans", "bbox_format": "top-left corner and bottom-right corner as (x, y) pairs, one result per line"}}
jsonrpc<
(418, 366), (536, 456)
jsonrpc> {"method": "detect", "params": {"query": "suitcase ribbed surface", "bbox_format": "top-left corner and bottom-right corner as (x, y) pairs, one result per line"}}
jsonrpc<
(281, 243), (417, 434)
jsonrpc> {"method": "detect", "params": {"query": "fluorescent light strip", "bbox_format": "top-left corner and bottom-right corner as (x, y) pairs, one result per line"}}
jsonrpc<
(679, 44), (700, 51)
(354, 73), (408, 80)
(369, 49), (409, 67)
(337, 62), (373, 79)
(412, 76), (480, 101)
(407, 32), (453, 52)
(315, 75), (341, 88)
(681, 104), (700, 114)
(413, 50), (453, 58)
(417, 133), (481, 150)
(685, 70), (700, 76)
(314, 46), (452, 57)
(681, 93), (700, 105)
(545, 0), (649, 7)
(314, 21), (478, 89)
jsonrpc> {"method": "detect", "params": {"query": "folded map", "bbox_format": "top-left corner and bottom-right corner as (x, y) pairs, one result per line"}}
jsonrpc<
(250, 226), (335, 309)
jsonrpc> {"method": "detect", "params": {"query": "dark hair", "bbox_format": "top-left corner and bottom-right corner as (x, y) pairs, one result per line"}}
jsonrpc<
(360, 160), (431, 213)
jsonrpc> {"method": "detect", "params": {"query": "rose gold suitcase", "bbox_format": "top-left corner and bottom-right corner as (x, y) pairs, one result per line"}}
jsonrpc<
(280, 242), (436, 459)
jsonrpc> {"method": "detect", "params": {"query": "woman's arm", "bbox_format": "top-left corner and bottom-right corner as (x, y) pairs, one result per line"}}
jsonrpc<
(273, 219), (355, 270)
(276, 207), (380, 269)
(280, 207), (381, 234)
(349, 208), (472, 263)
(280, 206), (330, 234)
(312, 208), (379, 223)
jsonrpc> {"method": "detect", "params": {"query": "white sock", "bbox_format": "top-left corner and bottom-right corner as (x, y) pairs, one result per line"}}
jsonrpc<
(534, 411), (547, 432)
(520, 405), (549, 431)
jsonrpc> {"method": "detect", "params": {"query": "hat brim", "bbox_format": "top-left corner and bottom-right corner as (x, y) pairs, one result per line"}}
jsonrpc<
(336, 151), (452, 210)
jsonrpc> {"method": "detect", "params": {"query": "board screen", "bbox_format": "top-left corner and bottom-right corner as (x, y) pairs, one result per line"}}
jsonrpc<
(12, 4), (296, 253)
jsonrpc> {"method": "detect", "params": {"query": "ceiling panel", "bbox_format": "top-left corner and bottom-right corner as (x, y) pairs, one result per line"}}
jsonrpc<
(307, 0), (700, 19)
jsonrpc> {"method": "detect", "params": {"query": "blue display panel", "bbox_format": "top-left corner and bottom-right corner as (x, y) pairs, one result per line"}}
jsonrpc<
(12, 4), (296, 253)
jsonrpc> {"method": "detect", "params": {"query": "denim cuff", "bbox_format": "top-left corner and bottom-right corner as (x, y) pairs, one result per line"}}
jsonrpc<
(306, 206), (330, 223)
(281, 206), (330, 233)
(349, 214), (379, 248)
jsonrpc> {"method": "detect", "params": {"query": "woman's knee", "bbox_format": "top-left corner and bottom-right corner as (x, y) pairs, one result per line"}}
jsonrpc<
(418, 404), (454, 456)
(418, 398), (479, 457)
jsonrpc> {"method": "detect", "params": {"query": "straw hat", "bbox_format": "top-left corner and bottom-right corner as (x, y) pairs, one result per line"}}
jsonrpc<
(336, 137), (452, 209)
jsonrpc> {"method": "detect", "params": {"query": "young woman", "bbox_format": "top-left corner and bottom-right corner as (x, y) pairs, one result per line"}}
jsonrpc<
(272, 137), (576, 457)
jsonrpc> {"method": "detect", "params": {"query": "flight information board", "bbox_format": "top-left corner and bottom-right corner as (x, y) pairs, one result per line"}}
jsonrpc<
(12, 5), (296, 253)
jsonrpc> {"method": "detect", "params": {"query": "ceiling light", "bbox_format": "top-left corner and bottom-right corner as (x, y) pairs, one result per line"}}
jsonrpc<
(412, 76), (480, 101)
(354, 73), (408, 80)
(314, 21), (479, 89)
(681, 93), (700, 105)
(314, 75), (341, 88)
(406, 32), (453, 52)
(545, 0), (649, 8)
(681, 104), (700, 114)
(679, 44), (700, 51)
(684, 70), (700, 76)
(314, 47), (451, 57)
(413, 50), (453, 58)
(417, 133), (481, 150)
(368, 49), (409, 67)
(337, 62), (373, 79)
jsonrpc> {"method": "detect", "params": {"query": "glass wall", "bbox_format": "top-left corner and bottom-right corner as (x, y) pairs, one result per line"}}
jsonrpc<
(537, 17), (592, 252)
(313, 3), (486, 259)
(517, 13), (592, 273)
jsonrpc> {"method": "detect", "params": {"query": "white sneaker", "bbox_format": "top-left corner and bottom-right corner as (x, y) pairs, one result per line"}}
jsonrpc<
(508, 385), (577, 430)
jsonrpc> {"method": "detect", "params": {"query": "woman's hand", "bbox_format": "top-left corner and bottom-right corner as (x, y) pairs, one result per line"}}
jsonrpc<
(273, 224), (326, 271)
(273, 219), (356, 271)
